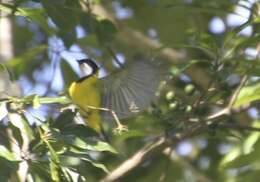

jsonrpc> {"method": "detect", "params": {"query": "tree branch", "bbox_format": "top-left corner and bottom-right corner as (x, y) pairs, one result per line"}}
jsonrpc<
(101, 137), (168, 182)
(101, 124), (206, 182)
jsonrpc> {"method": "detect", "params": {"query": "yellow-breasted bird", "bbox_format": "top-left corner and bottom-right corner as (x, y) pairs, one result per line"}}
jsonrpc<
(68, 58), (162, 133)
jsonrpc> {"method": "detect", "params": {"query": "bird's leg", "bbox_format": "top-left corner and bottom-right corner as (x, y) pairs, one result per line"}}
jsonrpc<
(85, 105), (128, 134)
(109, 109), (128, 134)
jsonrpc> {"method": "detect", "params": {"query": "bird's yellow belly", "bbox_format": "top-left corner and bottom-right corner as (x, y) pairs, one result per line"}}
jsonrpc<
(68, 77), (101, 132)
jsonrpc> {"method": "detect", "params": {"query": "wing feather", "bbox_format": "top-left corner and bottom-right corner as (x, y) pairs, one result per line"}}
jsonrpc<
(101, 58), (163, 120)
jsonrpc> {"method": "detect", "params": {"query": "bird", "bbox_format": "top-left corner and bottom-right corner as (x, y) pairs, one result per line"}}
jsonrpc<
(68, 57), (162, 134)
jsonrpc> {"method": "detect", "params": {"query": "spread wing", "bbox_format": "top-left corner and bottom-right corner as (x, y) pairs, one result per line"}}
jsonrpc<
(100, 59), (162, 120)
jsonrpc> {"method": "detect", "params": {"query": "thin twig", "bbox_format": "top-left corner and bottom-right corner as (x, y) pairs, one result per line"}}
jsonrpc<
(106, 46), (124, 68)
(206, 108), (230, 120)
(227, 75), (248, 109)
(206, 75), (249, 120)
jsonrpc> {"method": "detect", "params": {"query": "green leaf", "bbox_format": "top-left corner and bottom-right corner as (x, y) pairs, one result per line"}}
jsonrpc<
(41, 0), (79, 31)
(170, 60), (200, 76)
(223, 20), (252, 49)
(220, 122), (260, 169)
(0, 157), (19, 181)
(21, 114), (35, 140)
(7, 45), (46, 67)
(117, 129), (147, 140)
(8, 113), (35, 141)
(78, 34), (100, 48)
(17, 8), (55, 35)
(80, 14), (117, 45)
(8, 122), (24, 148)
(60, 155), (82, 167)
(79, 13), (98, 34)
(50, 159), (60, 182)
(46, 141), (60, 162)
(222, 35), (260, 62)
(29, 161), (53, 181)
(41, 0), (80, 47)
(0, 4), (54, 35)
(220, 137), (260, 170)
(87, 141), (118, 154)
(74, 138), (117, 154)
(235, 58), (260, 76)
(83, 158), (109, 174)
(0, 145), (18, 161)
(234, 83), (260, 107)
(235, 35), (260, 51)
(61, 152), (109, 173)
(62, 124), (98, 138)
(52, 110), (76, 129)
(61, 167), (77, 182)
(95, 18), (117, 44)
(0, 63), (5, 72)
(221, 17), (260, 59)
(6, 45), (47, 79)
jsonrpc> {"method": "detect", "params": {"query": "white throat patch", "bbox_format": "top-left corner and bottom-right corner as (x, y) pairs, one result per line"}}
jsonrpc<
(80, 63), (93, 77)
